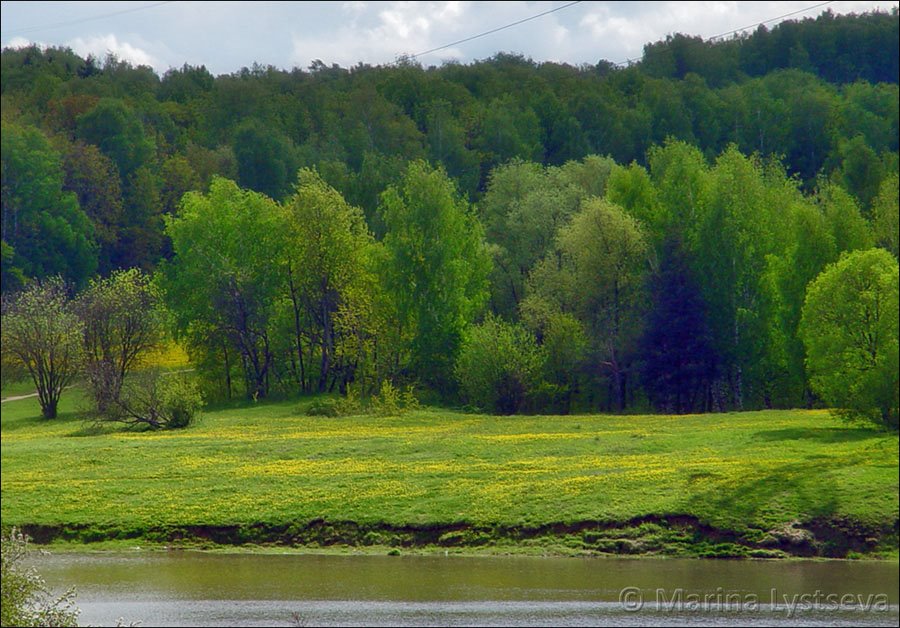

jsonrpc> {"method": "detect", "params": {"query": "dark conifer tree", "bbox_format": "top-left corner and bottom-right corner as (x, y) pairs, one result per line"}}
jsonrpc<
(639, 237), (717, 414)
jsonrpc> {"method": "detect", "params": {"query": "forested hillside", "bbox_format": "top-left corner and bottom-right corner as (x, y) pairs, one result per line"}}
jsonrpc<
(1, 8), (898, 421)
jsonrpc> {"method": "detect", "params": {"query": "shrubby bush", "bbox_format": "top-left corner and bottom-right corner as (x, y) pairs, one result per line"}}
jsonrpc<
(306, 397), (348, 417)
(93, 371), (203, 429)
(369, 380), (420, 417)
(1, 528), (79, 627)
(305, 381), (419, 417)
(455, 314), (544, 414)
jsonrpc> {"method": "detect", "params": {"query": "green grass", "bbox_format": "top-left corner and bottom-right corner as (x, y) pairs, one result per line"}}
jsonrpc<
(1, 391), (897, 555)
(0, 378), (39, 399)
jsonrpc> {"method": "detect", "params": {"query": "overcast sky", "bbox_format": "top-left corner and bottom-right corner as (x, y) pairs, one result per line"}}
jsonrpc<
(1, 1), (897, 76)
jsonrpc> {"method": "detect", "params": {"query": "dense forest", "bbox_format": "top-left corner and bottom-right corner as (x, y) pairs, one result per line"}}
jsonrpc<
(1, 9), (898, 423)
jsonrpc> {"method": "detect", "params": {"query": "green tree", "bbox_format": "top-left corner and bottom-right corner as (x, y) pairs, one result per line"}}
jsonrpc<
(872, 173), (899, 257)
(75, 268), (163, 415)
(474, 95), (543, 173)
(691, 147), (778, 409)
(159, 154), (200, 216)
(279, 169), (374, 393)
(761, 196), (838, 406)
(161, 177), (282, 399)
(75, 98), (154, 178)
(817, 182), (874, 255)
(1, 278), (82, 419)
(0, 241), (27, 293)
(380, 160), (491, 389)
(831, 135), (885, 211)
(800, 248), (899, 428)
(423, 99), (481, 198)
(61, 141), (125, 275)
(525, 198), (649, 411)
(480, 160), (584, 318)
(1, 122), (97, 290)
(118, 166), (164, 270)
(456, 314), (544, 414)
(233, 119), (299, 201)
(639, 237), (717, 413)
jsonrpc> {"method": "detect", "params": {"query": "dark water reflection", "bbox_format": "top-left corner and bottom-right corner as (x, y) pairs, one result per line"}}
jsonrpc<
(33, 552), (899, 626)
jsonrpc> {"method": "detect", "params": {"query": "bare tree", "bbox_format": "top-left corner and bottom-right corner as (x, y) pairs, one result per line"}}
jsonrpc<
(1, 278), (82, 419)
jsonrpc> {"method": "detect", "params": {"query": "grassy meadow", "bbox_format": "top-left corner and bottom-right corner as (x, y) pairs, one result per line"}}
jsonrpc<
(1, 390), (897, 557)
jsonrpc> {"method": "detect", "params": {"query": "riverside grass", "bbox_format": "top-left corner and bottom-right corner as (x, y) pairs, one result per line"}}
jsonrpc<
(1, 391), (897, 556)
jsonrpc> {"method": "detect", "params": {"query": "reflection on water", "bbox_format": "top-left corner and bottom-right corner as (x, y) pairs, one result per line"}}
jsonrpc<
(33, 552), (899, 627)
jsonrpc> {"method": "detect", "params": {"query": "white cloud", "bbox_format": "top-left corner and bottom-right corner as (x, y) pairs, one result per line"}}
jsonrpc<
(67, 34), (159, 69)
(292, 2), (454, 67)
(4, 36), (37, 49)
(3, 1), (898, 75)
(343, 1), (368, 14)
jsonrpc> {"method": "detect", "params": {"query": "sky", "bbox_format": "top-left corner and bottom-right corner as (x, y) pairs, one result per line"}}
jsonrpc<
(1, 1), (897, 76)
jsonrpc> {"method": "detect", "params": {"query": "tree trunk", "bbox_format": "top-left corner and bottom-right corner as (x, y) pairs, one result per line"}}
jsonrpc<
(319, 303), (332, 393)
(42, 398), (58, 419)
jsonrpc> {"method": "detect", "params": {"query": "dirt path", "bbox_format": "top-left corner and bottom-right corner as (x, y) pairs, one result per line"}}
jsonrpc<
(0, 391), (39, 403)
(1, 369), (193, 404)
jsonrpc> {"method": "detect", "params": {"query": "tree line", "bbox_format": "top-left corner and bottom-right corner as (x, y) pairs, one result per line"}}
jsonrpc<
(1, 9), (897, 290)
(3, 149), (897, 427)
(0, 9), (897, 426)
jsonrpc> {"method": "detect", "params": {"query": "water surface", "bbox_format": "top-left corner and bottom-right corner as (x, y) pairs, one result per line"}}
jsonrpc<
(34, 552), (899, 626)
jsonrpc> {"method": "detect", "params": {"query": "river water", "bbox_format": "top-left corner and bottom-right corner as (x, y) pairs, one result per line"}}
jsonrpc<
(34, 552), (899, 627)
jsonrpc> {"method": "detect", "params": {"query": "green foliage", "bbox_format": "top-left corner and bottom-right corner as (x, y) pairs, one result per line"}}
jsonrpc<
(1, 122), (98, 290)
(370, 380), (420, 417)
(832, 135), (886, 210)
(304, 382), (419, 418)
(872, 173), (899, 257)
(233, 120), (299, 201)
(157, 373), (203, 429)
(1, 15), (898, 415)
(306, 398), (345, 417)
(161, 177), (282, 400)
(0, 278), (82, 419)
(279, 169), (375, 394)
(75, 268), (163, 415)
(479, 159), (589, 318)
(380, 160), (491, 389)
(640, 237), (717, 413)
(60, 140), (125, 275)
(684, 145), (790, 408)
(801, 248), (899, 428)
(0, 241), (26, 294)
(96, 370), (203, 430)
(75, 98), (154, 178)
(525, 197), (649, 411)
(456, 314), (544, 414)
(119, 165), (164, 270)
(1, 528), (79, 627)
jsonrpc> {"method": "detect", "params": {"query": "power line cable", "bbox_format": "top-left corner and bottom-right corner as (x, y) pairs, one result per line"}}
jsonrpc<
(707, 0), (835, 41)
(613, 0), (838, 67)
(2, 1), (177, 37)
(411, 0), (583, 59)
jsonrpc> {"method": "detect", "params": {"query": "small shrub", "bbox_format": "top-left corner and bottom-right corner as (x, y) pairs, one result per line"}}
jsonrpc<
(1, 528), (80, 627)
(371, 380), (401, 416)
(160, 375), (204, 429)
(455, 314), (544, 414)
(93, 371), (203, 429)
(306, 398), (342, 417)
(371, 380), (419, 416)
(305, 389), (363, 418)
